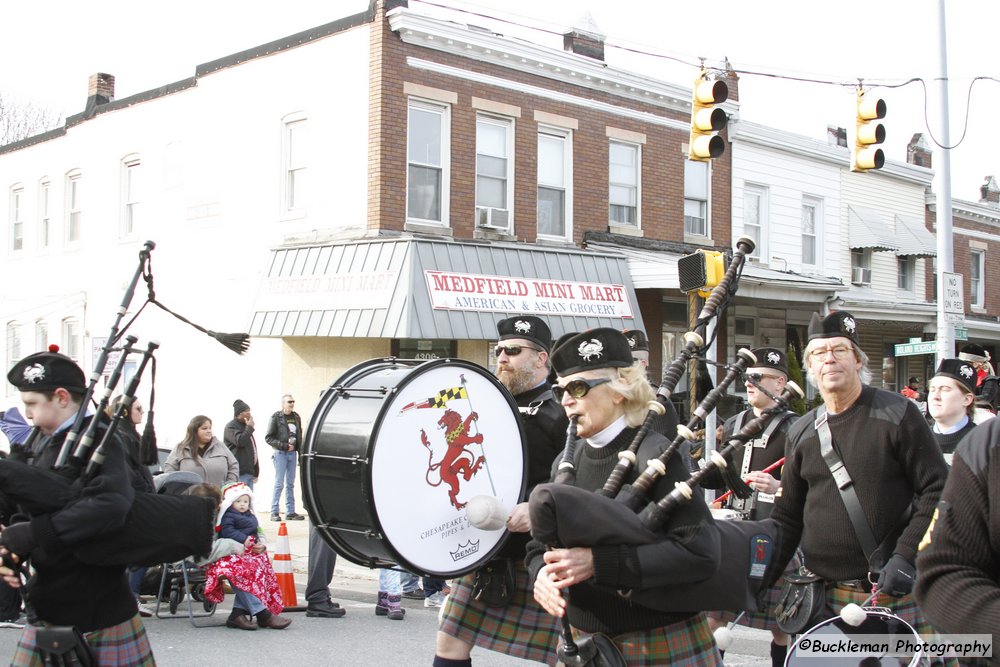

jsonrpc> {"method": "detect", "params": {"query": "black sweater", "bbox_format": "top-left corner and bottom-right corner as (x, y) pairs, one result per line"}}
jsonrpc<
(770, 386), (949, 581)
(915, 418), (1000, 663)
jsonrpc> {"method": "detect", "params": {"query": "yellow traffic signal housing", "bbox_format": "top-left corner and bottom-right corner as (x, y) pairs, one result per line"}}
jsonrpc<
(688, 74), (729, 162)
(852, 88), (886, 172)
(678, 249), (726, 296)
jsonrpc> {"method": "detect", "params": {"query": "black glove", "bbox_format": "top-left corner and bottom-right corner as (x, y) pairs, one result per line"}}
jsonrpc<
(1, 522), (37, 560)
(877, 553), (916, 597)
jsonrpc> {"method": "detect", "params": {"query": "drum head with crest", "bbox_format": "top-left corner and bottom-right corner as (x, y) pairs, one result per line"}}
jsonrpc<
(786, 609), (924, 666)
(302, 357), (526, 578)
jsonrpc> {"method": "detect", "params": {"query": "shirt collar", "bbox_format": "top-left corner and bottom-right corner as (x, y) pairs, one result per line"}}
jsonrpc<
(586, 415), (627, 448)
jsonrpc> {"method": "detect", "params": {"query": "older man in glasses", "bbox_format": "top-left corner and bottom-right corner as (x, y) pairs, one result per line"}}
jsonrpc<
(435, 315), (567, 667)
(704, 347), (799, 667)
(766, 311), (949, 646)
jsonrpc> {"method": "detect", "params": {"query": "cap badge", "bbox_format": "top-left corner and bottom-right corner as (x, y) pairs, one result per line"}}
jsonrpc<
(578, 339), (604, 362)
(842, 316), (856, 334)
(514, 320), (532, 335)
(22, 364), (45, 384)
(627, 336), (637, 349)
(960, 364), (974, 379)
(766, 351), (780, 364)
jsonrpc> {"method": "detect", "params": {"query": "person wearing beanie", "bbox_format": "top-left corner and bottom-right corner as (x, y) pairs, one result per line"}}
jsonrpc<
(927, 359), (980, 462)
(526, 328), (722, 666)
(224, 399), (259, 491)
(435, 314), (566, 667)
(766, 312), (949, 644)
(703, 347), (799, 667)
(959, 344), (1000, 415)
(0, 347), (156, 664)
(205, 482), (291, 631)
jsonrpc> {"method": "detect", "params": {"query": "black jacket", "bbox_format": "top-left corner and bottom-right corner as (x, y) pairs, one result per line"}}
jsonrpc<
(224, 418), (259, 477)
(265, 410), (303, 453)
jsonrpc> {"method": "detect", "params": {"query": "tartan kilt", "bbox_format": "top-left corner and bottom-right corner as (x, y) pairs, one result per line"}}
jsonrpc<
(707, 552), (801, 632)
(591, 613), (722, 667)
(439, 562), (562, 665)
(12, 614), (154, 667)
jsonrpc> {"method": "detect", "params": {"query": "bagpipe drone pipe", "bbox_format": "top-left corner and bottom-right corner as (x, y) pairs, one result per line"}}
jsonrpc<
(0, 241), (242, 567)
(529, 236), (805, 613)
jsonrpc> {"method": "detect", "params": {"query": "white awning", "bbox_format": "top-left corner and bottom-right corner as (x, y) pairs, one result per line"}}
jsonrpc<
(849, 205), (900, 252)
(894, 214), (937, 257)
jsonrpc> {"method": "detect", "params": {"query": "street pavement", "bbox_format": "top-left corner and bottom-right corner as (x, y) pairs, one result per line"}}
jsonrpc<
(0, 512), (774, 665)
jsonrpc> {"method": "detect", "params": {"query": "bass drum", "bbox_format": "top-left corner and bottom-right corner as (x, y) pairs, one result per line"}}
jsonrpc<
(302, 358), (526, 578)
(785, 608), (924, 666)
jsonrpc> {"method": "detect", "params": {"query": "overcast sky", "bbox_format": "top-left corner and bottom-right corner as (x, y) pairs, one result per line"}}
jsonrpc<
(2, 0), (996, 202)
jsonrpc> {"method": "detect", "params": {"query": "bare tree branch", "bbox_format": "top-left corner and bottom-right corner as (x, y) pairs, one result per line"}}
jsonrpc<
(0, 93), (63, 145)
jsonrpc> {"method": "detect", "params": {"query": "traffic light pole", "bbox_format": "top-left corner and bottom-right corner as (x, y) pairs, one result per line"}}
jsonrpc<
(934, 0), (955, 366)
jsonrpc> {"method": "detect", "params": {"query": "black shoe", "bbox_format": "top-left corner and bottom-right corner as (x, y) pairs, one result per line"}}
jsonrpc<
(270, 513), (281, 522)
(401, 588), (425, 600)
(306, 599), (346, 618)
(285, 512), (306, 520)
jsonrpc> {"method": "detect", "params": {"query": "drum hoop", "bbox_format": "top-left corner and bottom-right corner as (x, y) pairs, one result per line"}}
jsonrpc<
(791, 608), (925, 666)
(304, 357), (528, 578)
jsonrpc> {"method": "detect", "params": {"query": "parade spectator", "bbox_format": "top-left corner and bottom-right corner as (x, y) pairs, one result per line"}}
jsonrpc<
(164, 415), (239, 489)
(304, 523), (347, 618)
(375, 569), (405, 621)
(265, 395), (304, 521)
(225, 399), (259, 489)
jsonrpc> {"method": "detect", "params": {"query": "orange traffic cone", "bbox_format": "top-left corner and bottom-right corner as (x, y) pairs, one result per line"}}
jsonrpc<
(273, 522), (306, 612)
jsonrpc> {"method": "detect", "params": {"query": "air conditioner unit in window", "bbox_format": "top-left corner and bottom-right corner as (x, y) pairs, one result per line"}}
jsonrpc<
(476, 206), (509, 230)
(851, 267), (872, 285)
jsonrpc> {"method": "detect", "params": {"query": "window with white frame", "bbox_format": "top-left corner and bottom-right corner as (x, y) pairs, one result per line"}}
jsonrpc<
(851, 248), (872, 285)
(9, 185), (24, 252)
(897, 256), (915, 292)
(802, 197), (821, 266)
(6, 322), (20, 372)
(120, 157), (140, 237)
(407, 100), (449, 224)
(609, 141), (639, 226)
(684, 160), (709, 237)
(971, 249), (985, 307)
(475, 115), (513, 232)
(537, 127), (572, 239)
(62, 318), (81, 361)
(65, 171), (82, 243)
(743, 184), (767, 258)
(35, 320), (48, 351)
(38, 179), (50, 248)
(283, 116), (308, 212)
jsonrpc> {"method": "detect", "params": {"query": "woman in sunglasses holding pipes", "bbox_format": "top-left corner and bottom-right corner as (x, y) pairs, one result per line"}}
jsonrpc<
(526, 328), (722, 666)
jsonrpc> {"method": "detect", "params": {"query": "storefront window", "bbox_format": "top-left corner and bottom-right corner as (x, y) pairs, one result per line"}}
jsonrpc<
(393, 339), (456, 361)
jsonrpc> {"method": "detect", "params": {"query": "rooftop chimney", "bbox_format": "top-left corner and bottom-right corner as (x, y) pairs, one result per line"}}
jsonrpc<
(980, 176), (999, 207)
(563, 13), (605, 61)
(907, 133), (932, 169)
(87, 73), (115, 107)
(827, 125), (847, 148)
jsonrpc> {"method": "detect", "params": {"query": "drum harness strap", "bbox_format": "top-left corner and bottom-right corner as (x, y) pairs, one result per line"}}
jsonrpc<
(731, 409), (795, 514)
(518, 389), (554, 417)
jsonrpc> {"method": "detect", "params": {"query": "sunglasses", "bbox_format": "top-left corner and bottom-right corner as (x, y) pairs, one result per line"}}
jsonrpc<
(494, 344), (542, 358)
(552, 377), (611, 401)
(746, 372), (782, 383)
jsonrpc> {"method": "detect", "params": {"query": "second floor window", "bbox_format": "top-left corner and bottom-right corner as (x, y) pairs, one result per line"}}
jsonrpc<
(121, 158), (140, 237)
(851, 249), (872, 286)
(537, 127), (572, 239)
(35, 320), (48, 351)
(743, 185), (766, 259)
(971, 249), (985, 307)
(802, 198), (820, 266)
(897, 256), (915, 292)
(38, 180), (50, 248)
(65, 172), (82, 243)
(6, 322), (20, 373)
(407, 100), (449, 224)
(62, 318), (81, 361)
(9, 186), (23, 252)
(283, 117), (308, 212)
(475, 115), (513, 232)
(609, 142), (639, 226)
(684, 160), (708, 237)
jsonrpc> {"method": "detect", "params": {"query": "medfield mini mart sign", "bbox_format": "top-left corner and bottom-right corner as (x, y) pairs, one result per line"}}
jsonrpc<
(425, 270), (634, 319)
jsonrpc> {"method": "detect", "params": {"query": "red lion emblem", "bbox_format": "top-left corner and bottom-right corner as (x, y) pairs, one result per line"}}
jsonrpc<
(421, 408), (485, 510)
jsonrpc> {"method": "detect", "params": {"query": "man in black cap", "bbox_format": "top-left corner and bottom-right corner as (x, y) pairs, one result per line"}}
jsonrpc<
(1, 347), (155, 664)
(926, 358), (979, 462)
(704, 347), (799, 667)
(767, 312), (949, 640)
(224, 399), (260, 496)
(435, 315), (566, 667)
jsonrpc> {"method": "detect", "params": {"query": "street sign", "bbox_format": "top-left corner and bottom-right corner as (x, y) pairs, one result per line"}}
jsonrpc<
(894, 340), (937, 357)
(943, 272), (964, 317)
(955, 327), (968, 341)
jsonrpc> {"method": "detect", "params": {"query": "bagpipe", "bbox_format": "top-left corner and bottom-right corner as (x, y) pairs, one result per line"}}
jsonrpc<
(529, 236), (804, 616)
(1, 240), (250, 567)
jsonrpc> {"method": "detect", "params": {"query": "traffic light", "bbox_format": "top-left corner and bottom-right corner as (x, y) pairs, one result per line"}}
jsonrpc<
(688, 71), (729, 162)
(852, 87), (886, 172)
(678, 249), (726, 297)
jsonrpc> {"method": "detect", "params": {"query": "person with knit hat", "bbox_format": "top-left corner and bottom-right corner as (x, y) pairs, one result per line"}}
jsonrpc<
(204, 482), (291, 630)
(1, 346), (156, 665)
(766, 311), (950, 647)
(164, 415), (239, 489)
(224, 399), (260, 492)
(526, 328), (722, 666)
(927, 359), (981, 462)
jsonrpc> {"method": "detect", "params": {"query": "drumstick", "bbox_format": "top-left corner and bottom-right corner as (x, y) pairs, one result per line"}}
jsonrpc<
(714, 457), (785, 505)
